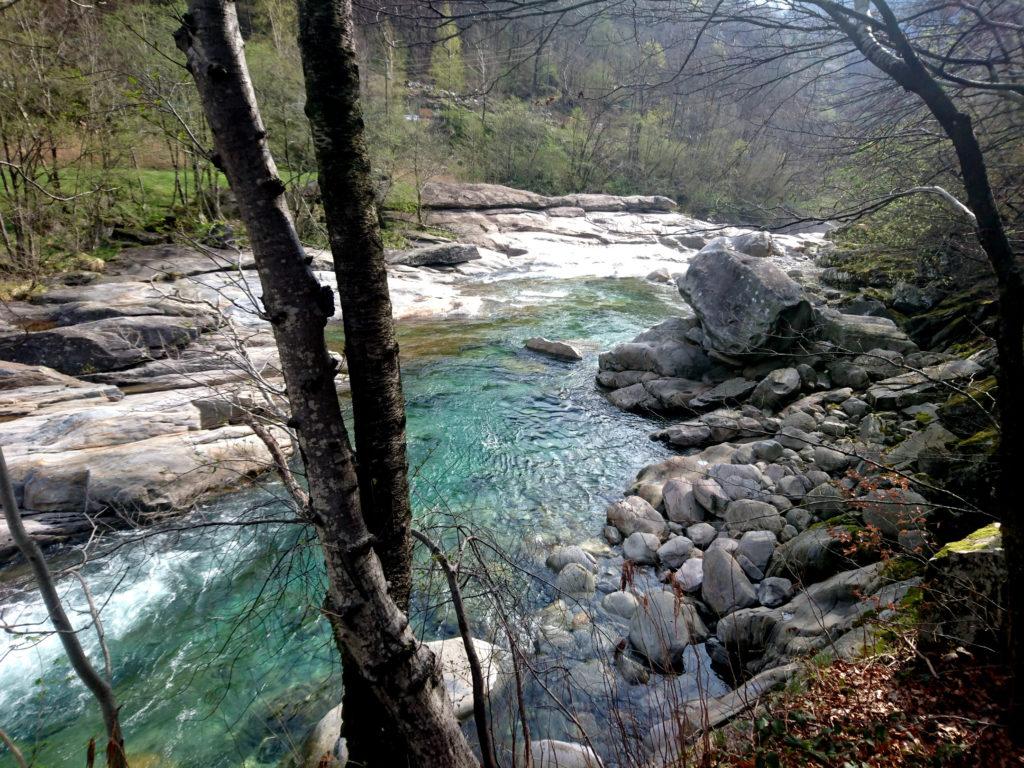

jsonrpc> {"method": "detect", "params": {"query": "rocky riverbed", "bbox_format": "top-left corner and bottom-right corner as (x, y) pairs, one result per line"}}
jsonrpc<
(523, 216), (995, 764)
(0, 182), (825, 564)
(0, 182), (995, 767)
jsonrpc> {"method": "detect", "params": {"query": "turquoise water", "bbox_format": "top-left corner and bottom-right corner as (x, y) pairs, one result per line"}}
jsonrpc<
(0, 277), (683, 768)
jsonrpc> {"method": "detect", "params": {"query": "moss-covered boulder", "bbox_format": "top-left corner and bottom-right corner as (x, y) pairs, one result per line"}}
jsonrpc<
(937, 375), (997, 439)
(919, 523), (1006, 654)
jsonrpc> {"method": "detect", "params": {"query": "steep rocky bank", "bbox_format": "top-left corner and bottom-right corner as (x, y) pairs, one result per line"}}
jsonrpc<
(526, 224), (998, 762)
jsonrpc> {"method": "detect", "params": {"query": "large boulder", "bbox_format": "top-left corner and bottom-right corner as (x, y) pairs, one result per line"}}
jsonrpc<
(606, 377), (708, 414)
(606, 495), (667, 538)
(662, 478), (704, 525)
(858, 488), (930, 539)
(385, 243), (480, 267)
(750, 368), (802, 410)
(723, 499), (785, 535)
(677, 246), (813, 358)
(867, 358), (984, 410)
(767, 524), (859, 584)
(717, 562), (919, 673)
(628, 590), (707, 668)
(421, 181), (553, 210)
(702, 546), (758, 615)
(428, 637), (506, 720)
(524, 337), (582, 361)
(919, 523), (1006, 653)
(598, 318), (712, 380)
(0, 360), (88, 390)
(0, 315), (209, 375)
(814, 308), (918, 354)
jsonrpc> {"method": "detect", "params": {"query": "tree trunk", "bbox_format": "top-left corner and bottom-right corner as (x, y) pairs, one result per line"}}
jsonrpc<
(174, 4), (479, 766)
(816, 0), (1024, 728)
(295, 1), (416, 762)
(0, 448), (128, 768)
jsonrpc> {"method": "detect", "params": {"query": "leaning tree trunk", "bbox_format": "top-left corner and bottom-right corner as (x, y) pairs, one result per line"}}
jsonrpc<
(295, 2), (415, 762)
(0, 448), (128, 768)
(174, 4), (480, 767)
(816, 0), (1024, 725)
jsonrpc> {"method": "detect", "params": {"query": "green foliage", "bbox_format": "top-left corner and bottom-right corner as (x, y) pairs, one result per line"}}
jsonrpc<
(429, 8), (466, 93)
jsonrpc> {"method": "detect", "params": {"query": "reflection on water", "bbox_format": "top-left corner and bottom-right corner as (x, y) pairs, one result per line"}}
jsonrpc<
(0, 278), (687, 768)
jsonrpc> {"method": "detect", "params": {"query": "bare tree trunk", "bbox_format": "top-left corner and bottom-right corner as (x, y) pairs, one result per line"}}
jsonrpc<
(814, 0), (1024, 727)
(0, 448), (128, 768)
(173, 4), (479, 766)
(294, 1), (416, 762)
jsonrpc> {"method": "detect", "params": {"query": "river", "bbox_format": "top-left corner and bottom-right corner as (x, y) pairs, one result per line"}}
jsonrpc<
(0, 276), (695, 767)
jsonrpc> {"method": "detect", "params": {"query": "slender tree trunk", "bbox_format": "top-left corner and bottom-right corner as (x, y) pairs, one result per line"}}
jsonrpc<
(174, 4), (479, 766)
(295, 2), (416, 762)
(816, 0), (1024, 728)
(0, 448), (128, 768)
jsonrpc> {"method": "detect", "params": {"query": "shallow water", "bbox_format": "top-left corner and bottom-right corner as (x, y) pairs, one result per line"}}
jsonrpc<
(0, 277), (688, 768)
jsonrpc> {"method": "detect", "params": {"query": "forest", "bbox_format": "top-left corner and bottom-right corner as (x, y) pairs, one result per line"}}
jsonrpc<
(0, 0), (1021, 766)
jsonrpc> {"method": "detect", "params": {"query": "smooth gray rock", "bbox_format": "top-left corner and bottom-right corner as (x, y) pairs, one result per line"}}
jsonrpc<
(767, 524), (858, 583)
(828, 361), (870, 389)
(777, 474), (808, 500)
(813, 446), (850, 473)
(524, 337), (583, 361)
(693, 477), (731, 514)
(867, 359), (982, 410)
(662, 478), (704, 525)
(803, 482), (845, 516)
(859, 488), (930, 539)
(673, 557), (705, 592)
(658, 536), (695, 569)
(736, 553), (765, 582)
(776, 425), (814, 450)
(723, 499), (785, 535)
(556, 562), (597, 596)
(709, 463), (768, 502)
(815, 308), (918, 354)
(686, 522), (717, 548)
(702, 546), (758, 615)
(546, 545), (598, 574)
(750, 368), (802, 410)
(606, 495), (667, 538)
(752, 440), (784, 462)
(757, 577), (793, 608)
(628, 590), (707, 668)
(737, 530), (777, 573)
(718, 562), (917, 672)
(598, 334), (711, 379)
(785, 507), (814, 531)
(623, 531), (662, 565)
(387, 242), (482, 266)
(689, 377), (757, 409)
(0, 315), (209, 375)
(677, 246), (813, 358)
(602, 590), (639, 620)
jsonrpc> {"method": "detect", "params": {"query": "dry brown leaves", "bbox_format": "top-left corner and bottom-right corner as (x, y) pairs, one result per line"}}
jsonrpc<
(714, 642), (1024, 767)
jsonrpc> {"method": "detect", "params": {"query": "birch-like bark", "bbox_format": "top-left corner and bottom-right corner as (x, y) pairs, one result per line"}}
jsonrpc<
(174, 4), (480, 765)
(294, 2), (416, 760)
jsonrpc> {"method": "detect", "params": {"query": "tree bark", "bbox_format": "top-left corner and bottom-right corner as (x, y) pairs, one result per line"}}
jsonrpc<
(814, 0), (1024, 728)
(174, 4), (479, 766)
(294, 2), (416, 761)
(0, 447), (128, 768)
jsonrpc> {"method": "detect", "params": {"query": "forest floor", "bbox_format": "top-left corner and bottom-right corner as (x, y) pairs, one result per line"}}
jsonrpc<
(711, 637), (1022, 768)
